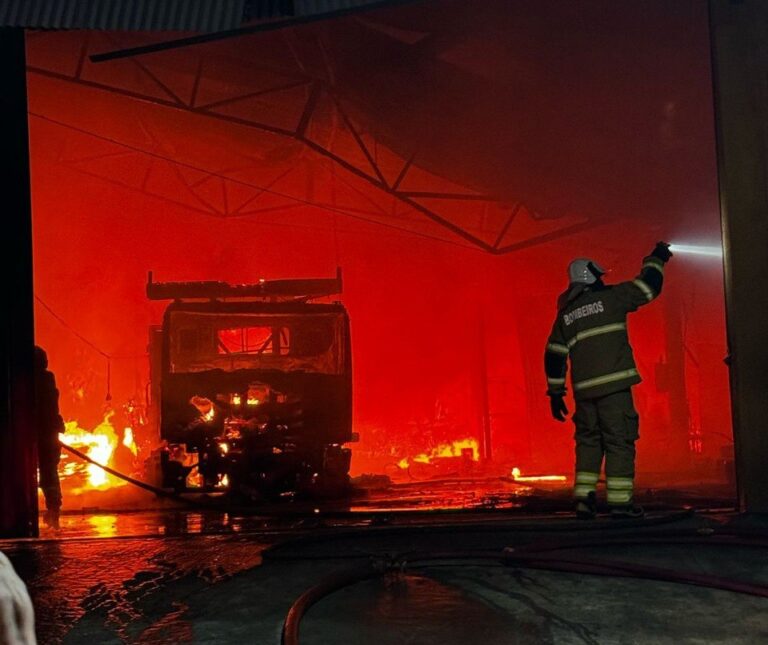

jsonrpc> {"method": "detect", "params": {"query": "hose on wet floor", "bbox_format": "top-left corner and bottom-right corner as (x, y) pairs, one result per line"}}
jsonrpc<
(280, 540), (768, 645)
(263, 509), (698, 557)
(60, 443), (768, 643)
(59, 442), (204, 505)
(58, 442), (705, 532)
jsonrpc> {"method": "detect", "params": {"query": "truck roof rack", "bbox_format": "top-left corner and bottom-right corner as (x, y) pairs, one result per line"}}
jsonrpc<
(146, 268), (342, 301)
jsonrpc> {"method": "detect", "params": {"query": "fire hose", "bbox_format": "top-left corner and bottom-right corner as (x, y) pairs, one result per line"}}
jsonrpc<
(58, 441), (204, 505)
(280, 536), (768, 645)
(265, 527), (768, 563)
(58, 442), (768, 643)
(56, 441), (706, 529)
(263, 509), (697, 559)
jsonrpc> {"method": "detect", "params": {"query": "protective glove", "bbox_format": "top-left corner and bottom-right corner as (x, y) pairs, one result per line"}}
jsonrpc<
(0, 552), (36, 645)
(651, 241), (673, 263)
(549, 393), (569, 422)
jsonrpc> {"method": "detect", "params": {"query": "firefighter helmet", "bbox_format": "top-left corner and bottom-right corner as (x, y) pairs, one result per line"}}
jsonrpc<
(568, 258), (606, 285)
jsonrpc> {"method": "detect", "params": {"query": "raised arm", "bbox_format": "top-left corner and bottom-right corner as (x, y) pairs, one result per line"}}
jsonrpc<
(614, 242), (673, 312)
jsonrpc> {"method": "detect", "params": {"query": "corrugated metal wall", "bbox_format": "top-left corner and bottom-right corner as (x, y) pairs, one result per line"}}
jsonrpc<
(293, 0), (389, 17)
(0, 0), (394, 30)
(0, 0), (248, 30)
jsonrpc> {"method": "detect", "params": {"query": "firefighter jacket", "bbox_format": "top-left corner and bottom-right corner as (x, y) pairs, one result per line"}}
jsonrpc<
(34, 368), (64, 450)
(544, 254), (666, 401)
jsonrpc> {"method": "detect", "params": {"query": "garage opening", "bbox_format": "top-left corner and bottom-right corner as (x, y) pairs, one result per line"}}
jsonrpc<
(26, 0), (733, 527)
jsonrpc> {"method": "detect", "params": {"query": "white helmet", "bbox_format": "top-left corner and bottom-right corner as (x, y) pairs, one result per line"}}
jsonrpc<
(568, 258), (606, 285)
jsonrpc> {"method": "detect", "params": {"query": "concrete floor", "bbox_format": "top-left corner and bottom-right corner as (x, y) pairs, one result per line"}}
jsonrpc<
(3, 507), (768, 644)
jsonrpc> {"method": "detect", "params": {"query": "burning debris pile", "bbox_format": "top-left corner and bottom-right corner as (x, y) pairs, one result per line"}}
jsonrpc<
(396, 438), (480, 471)
(391, 437), (568, 486)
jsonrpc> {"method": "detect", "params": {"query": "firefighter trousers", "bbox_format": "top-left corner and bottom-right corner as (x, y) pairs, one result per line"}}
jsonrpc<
(572, 388), (639, 506)
(38, 442), (62, 511)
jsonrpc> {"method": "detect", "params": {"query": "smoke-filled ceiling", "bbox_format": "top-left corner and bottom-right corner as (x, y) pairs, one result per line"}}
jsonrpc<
(26, 0), (731, 501)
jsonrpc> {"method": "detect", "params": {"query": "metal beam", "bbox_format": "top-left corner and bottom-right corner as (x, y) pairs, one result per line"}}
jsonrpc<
(87, 1), (422, 62)
(709, 0), (768, 512)
(0, 28), (38, 538)
(29, 39), (592, 253)
(0, 0), (248, 31)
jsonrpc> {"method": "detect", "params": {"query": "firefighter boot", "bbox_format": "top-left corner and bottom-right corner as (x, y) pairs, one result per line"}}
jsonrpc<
(43, 507), (61, 530)
(610, 504), (644, 520)
(575, 491), (597, 520)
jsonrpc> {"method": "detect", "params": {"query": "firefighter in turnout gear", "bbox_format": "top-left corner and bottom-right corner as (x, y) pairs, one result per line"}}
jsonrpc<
(544, 242), (673, 519)
(33, 346), (64, 529)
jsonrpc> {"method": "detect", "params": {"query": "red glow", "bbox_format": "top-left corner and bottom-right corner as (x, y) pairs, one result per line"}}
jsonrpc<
(27, 0), (732, 505)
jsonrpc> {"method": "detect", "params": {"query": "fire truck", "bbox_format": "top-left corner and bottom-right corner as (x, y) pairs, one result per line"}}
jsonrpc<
(146, 270), (353, 499)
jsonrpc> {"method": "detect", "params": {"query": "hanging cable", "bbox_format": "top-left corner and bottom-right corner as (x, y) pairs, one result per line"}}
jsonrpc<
(35, 295), (109, 359)
(34, 295), (144, 401)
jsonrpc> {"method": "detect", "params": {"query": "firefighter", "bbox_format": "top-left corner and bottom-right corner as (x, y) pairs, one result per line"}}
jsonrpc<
(33, 346), (64, 529)
(544, 242), (673, 519)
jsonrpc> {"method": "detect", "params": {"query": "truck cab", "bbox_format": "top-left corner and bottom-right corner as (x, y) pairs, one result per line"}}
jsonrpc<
(147, 270), (352, 499)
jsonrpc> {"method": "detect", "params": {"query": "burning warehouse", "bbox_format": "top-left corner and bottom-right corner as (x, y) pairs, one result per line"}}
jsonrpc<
(1, 0), (768, 643)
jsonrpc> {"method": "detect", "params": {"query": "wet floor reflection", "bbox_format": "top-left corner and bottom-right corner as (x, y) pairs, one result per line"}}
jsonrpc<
(302, 573), (536, 644)
(2, 508), (759, 644)
(38, 510), (268, 540)
(2, 534), (269, 644)
(87, 514), (118, 538)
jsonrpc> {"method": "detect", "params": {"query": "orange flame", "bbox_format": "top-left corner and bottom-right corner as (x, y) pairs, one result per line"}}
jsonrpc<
(190, 395), (215, 422)
(398, 438), (480, 468)
(59, 412), (124, 489)
(415, 438), (480, 464)
(511, 467), (567, 482)
(122, 427), (138, 456)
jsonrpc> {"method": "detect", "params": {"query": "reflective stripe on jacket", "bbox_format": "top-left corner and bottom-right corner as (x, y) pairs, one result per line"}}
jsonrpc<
(544, 254), (665, 401)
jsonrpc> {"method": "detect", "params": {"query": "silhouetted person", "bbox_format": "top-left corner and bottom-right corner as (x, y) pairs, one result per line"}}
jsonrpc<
(33, 346), (64, 529)
(544, 243), (673, 519)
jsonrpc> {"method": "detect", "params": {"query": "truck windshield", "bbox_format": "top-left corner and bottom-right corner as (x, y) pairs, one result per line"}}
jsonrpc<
(168, 311), (345, 375)
(217, 326), (291, 356)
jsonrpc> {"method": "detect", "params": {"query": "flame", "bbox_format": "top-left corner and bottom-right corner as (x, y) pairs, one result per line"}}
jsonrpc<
(123, 427), (138, 456)
(190, 395), (215, 422)
(186, 467), (203, 489)
(411, 438), (480, 465)
(232, 394), (242, 406)
(219, 442), (230, 454)
(396, 438), (480, 471)
(59, 412), (123, 489)
(226, 427), (242, 440)
(511, 467), (567, 482)
(246, 382), (269, 405)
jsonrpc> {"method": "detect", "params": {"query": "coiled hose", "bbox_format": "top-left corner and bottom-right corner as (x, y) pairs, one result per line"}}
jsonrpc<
(280, 530), (768, 645)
